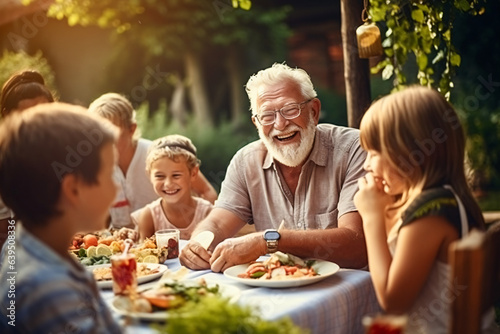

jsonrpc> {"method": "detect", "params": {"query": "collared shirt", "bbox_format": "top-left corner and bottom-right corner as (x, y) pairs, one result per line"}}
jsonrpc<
(0, 224), (122, 333)
(215, 123), (367, 230)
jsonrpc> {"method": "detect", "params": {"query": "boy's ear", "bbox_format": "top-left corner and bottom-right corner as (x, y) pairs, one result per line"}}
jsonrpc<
(129, 123), (138, 135)
(191, 166), (199, 178)
(60, 173), (81, 205)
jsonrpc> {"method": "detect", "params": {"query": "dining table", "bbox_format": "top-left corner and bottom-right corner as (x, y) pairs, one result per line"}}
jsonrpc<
(100, 241), (382, 334)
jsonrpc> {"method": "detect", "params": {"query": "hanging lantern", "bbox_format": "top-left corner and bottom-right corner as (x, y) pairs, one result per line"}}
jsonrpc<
(356, 0), (383, 59)
(356, 22), (383, 58)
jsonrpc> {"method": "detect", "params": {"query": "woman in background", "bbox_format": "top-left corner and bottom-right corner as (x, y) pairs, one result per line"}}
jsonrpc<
(0, 69), (56, 249)
(1, 69), (54, 117)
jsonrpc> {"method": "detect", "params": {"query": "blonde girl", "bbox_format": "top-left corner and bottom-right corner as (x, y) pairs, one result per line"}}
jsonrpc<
(354, 86), (496, 333)
(137, 135), (213, 241)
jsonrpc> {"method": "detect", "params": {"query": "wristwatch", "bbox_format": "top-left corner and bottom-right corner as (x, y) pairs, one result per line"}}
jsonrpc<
(263, 229), (281, 253)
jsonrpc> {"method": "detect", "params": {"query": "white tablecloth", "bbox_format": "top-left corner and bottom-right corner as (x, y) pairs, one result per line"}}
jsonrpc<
(101, 255), (381, 334)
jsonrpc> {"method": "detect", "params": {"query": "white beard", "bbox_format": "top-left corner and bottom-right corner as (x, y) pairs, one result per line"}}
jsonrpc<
(258, 115), (316, 167)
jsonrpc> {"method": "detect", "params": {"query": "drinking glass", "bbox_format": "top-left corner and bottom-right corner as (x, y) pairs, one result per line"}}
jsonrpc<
(111, 253), (137, 296)
(155, 229), (180, 259)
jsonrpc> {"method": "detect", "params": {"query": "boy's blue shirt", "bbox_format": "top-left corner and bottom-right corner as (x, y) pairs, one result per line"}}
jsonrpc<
(0, 223), (122, 333)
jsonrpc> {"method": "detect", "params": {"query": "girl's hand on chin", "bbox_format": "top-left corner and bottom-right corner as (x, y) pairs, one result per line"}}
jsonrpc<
(354, 173), (393, 219)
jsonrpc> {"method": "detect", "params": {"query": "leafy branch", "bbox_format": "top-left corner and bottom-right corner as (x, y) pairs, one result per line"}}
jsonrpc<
(369, 0), (486, 99)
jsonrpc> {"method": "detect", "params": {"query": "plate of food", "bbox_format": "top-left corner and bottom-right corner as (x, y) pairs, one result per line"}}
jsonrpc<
(88, 263), (168, 289)
(224, 251), (340, 288)
(110, 278), (241, 321)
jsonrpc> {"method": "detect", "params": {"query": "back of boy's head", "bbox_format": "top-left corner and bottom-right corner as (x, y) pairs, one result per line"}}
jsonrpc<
(0, 102), (117, 226)
(146, 134), (200, 174)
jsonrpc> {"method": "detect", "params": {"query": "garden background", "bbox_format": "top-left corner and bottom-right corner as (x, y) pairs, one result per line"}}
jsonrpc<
(0, 0), (499, 210)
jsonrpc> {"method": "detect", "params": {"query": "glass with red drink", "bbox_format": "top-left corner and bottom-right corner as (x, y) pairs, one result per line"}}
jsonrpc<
(363, 313), (407, 334)
(155, 229), (180, 259)
(111, 253), (137, 296)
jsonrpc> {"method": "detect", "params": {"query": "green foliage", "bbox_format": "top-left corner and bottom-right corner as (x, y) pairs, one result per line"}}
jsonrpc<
(477, 191), (500, 212)
(457, 104), (500, 191)
(451, 0), (500, 191)
(41, 0), (291, 123)
(136, 101), (258, 191)
(28, 0), (144, 32)
(369, 0), (486, 99)
(316, 87), (348, 126)
(154, 296), (308, 334)
(231, 0), (252, 10)
(40, 0), (290, 59)
(0, 50), (57, 96)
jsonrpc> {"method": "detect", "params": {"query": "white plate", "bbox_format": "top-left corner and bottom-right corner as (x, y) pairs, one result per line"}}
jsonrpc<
(223, 260), (340, 288)
(87, 263), (168, 289)
(110, 280), (241, 321)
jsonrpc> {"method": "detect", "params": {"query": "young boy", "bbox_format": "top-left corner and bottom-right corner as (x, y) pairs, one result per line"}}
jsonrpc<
(135, 135), (213, 241)
(0, 103), (122, 333)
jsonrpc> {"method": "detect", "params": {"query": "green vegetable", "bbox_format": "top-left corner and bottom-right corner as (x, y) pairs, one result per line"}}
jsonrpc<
(250, 271), (266, 278)
(154, 296), (308, 334)
(159, 281), (220, 304)
(79, 255), (111, 266)
(305, 260), (316, 268)
(77, 248), (87, 258)
(80, 258), (93, 266)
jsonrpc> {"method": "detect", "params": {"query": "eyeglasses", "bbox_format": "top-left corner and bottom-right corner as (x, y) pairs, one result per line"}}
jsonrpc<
(253, 98), (314, 126)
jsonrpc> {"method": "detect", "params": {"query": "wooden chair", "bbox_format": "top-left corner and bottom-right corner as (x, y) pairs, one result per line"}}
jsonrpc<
(448, 221), (500, 334)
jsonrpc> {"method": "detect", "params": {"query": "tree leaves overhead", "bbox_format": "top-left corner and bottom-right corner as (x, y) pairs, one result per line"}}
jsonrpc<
(369, 0), (487, 99)
(31, 0), (289, 60)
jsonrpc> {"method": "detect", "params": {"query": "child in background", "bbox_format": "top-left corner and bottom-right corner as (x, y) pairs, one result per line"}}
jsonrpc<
(354, 86), (497, 334)
(0, 103), (122, 333)
(88, 93), (217, 229)
(136, 135), (213, 241)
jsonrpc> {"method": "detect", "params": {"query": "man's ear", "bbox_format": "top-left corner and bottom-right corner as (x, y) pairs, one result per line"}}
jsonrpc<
(251, 115), (258, 127)
(311, 98), (321, 124)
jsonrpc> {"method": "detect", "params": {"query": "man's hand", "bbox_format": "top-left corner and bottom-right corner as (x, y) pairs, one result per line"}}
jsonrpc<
(179, 209), (247, 270)
(209, 233), (266, 273)
(179, 240), (212, 270)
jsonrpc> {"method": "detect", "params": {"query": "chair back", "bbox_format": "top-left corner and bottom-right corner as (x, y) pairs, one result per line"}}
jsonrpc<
(448, 221), (500, 334)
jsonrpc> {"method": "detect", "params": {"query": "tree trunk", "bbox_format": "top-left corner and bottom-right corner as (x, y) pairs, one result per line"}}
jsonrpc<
(340, 0), (372, 129)
(168, 73), (188, 127)
(226, 46), (246, 125)
(185, 50), (213, 127)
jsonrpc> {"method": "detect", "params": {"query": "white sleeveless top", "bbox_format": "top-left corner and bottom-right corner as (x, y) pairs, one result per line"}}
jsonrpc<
(146, 197), (213, 240)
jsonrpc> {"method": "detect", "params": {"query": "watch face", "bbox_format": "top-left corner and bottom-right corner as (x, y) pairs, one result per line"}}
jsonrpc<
(265, 230), (280, 240)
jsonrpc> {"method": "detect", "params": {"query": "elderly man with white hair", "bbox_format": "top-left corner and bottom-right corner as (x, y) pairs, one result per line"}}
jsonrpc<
(180, 63), (368, 272)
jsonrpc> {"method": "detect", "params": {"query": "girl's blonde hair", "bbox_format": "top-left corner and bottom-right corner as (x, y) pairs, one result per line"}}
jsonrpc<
(360, 85), (484, 227)
(146, 134), (200, 174)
